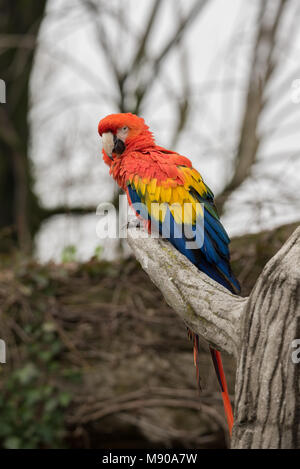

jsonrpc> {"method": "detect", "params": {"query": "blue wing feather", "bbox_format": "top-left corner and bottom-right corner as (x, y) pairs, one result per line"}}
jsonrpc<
(127, 185), (240, 294)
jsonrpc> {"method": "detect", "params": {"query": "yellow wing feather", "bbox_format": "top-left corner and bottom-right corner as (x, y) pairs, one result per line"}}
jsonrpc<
(131, 166), (207, 225)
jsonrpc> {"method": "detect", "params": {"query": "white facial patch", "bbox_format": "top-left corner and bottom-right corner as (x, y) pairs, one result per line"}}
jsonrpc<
(102, 131), (114, 157)
(116, 126), (129, 142)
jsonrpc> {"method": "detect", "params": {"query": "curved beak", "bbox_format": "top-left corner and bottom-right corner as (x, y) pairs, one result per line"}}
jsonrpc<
(102, 132), (114, 160)
(113, 134), (125, 155)
(102, 132), (126, 160)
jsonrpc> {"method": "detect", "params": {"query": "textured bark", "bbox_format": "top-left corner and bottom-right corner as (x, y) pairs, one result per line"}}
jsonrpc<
(127, 225), (300, 449)
(232, 226), (300, 449)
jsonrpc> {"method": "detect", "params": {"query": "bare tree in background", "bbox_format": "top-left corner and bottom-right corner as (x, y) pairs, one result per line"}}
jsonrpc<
(31, 0), (300, 238)
(1, 0), (300, 252)
(79, 0), (300, 217)
(215, 0), (294, 213)
(0, 0), (210, 250)
(82, 0), (209, 116)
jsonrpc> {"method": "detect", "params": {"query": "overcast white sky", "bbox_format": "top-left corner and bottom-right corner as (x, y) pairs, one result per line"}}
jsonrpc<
(30, 0), (300, 262)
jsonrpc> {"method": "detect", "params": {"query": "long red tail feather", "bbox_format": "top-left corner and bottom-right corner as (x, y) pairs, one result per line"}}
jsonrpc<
(209, 346), (234, 435)
(189, 331), (233, 435)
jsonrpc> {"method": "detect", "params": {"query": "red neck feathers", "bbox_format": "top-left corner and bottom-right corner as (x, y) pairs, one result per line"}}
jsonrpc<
(125, 131), (155, 152)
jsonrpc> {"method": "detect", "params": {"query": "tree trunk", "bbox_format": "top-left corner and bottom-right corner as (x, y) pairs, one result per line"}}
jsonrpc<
(232, 228), (300, 448)
(0, 0), (47, 251)
(127, 225), (300, 449)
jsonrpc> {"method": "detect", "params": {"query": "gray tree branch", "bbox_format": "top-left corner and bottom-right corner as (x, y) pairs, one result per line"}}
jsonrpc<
(127, 224), (300, 449)
(232, 225), (300, 449)
(127, 225), (247, 358)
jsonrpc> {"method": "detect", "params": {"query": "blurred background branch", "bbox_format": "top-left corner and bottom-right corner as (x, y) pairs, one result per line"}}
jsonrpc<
(215, 0), (289, 213)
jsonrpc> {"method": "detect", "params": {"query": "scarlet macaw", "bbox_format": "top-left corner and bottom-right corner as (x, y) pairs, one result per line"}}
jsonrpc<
(98, 113), (240, 435)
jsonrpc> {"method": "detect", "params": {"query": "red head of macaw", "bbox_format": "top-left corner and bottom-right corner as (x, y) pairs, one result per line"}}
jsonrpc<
(98, 112), (240, 435)
(98, 113), (191, 189)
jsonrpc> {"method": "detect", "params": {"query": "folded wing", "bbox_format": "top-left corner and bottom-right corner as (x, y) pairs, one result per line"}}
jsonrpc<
(126, 164), (240, 294)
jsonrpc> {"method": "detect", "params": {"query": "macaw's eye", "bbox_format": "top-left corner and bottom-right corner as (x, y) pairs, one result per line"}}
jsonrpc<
(117, 125), (129, 142)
